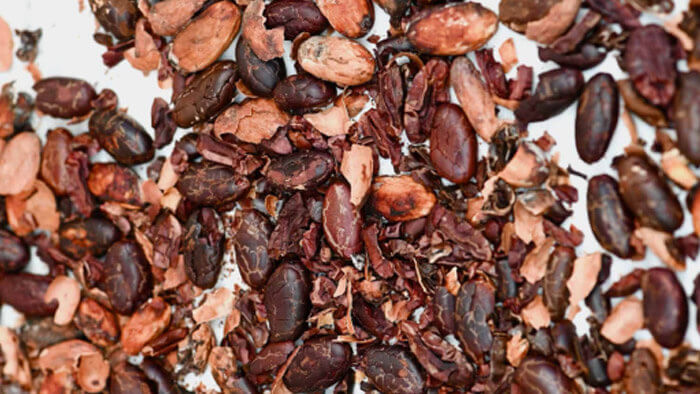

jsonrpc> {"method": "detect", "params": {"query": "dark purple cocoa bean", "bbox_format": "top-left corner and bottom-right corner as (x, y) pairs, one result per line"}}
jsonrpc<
(58, 216), (122, 259)
(176, 161), (250, 208)
(455, 276), (495, 363)
(618, 79), (668, 127)
(575, 73), (619, 163)
(352, 296), (396, 340)
(0, 229), (29, 273)
(322, 182), (362, 259)
(183, 208), (224, 289)
(283, 336), (352, 392)
(89, 108), (155, 165)
(543, 246), (575, 321)
(88, 0), (139, 40)
(429, 103), (477, 184)
(432, 287), (455, 335)
(272, 74), (336, 114)
(538, 44), (606, 70)
(249, 341), (295, 376)
(623, 348), (660, 394)
(110, 361), (154, 394)
(263, 263), (311, 342)
(264, 150), (333, 191)
(614, 152), (683, 232)
(673, 71), (700, 165)
(623, 25), (677, 107)
(641, 268), (688, 348)
(515, 68), (584, 123)
(513, 356), (581, 394)
(236, 38), (286, 97)
(264, 0), (329, 40)
(33, 77), (96, 119)
(87, 162), (142, 205)
(172, 61), (238, 127)
(232, 209), (273, 289)
(103, 240), (153, 315)
(363, 345), (425, 394)
(0, 273), (57, 316)
(175, 133), (201, 161)
(587, 175), (637, 258)
(141, 358), (182, 394)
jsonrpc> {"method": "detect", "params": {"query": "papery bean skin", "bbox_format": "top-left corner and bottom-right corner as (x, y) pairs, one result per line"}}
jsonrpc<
(513, 356), (581, 394)
(89, 108), (155, 165)
(623, 25), (677, 107)
(74, 298), (120, 348)
(323, 182), (362, 259)
(587, 175), (636, 258)
(455, 276), (495, 363)
(236, 38), (286, 97)
(58, 216), (122, 259)
(33, 77), (96, 119)
(176, 161), (250, 207)
(283, 336), (352, 392)
(363, 345), (425, 394)
(172, 61), (238, 127)
(273, 74), (336, 114)
(87, 163), (142, 205)
(642, 268), (688, 348)
(265, 150), (334, 191)
(103, 240), (153, 315)
(515, 68), (584, 123)
(264, 263), (311, 342)
(110, 361), (154, 394)
(543, 246), (575, 321)
(88, 0), (138, 40)
(673, 71), (700, 165)
(429, 103), (477, 184)
(264, 0), (329, 39)
(183, 208), (224, 289)
(575, 73), (619, 163)
(0, 273), (57, 316)
(232, 209), (273, 289)
(0, 229), (29, 273)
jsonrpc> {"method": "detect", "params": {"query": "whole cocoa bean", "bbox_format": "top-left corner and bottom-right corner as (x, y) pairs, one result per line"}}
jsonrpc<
(74, 298), (120, 348)
(283, 336), (352, 392)
(183, 208), (224, 289)
(236, 38), (286, 97)
(363, 345), (425, 394)
(575, 73), (619, 163)
(323, 182), (362, 259)
(89, 108), (155, 165)
(623, 25), (677, 107)
(176, 161), (250, 207)
(455, 276), (495, 363)
(264, 0), (329, 39)
(673, 71), (700, 165)
(297, 36), (375, 86)
(41, 128), (74, 196)
(88, 0), (138, 40)
(642, 268), (688, 348)
(58, 216), (122, 259)
(316, 0), (373, 38)
(110, 361), (154, 394)
(543, 246), (575, 321)
(623, 348), (660, 394)
(429, 103), (477, 183)
(515, 68), (584, 123)
(33, 77), (96, 119)
(0, 273), (57, 316)
(264, 263), (311, 342)
(614, 152), (683, 232)
(172, 61), (238, 127)
(103, 240), (153, 315)
(272, 74), (336, 114)
(0, 229), (29, 273)
(87, 163), (142, 205)
(513, 356), (581, 394)
(587, 175), (637, 258)
(232, 209), (273, 289)
(264, 150), (334, 191)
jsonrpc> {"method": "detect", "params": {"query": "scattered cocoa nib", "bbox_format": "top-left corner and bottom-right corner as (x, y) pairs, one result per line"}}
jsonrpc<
(15, 29), (41, 63)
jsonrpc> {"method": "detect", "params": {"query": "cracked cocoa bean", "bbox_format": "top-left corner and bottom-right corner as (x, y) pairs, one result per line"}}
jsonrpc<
(232, 209), (273, 289)
(263, 263), (311, 342)
(183, 208), (224, 289)
(176, 161), (250, 208)
(58, 216), (122, 259)
(103, 240), (153, 315)
(89, 108), (155, 165)
(264, 150), (334, 191)
(363, 345), (425, 394)
(172, 61), (238, 127)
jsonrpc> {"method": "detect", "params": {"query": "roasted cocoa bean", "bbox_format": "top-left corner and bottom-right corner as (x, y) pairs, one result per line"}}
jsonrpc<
(141, 358), (182, 394)
(642, 268), (688, 348)
(176, 161), (250, 207)
(575, 73), (618, 163)
(323, 182), (362, 259)
(587, 175), (637, 258)
(249, 341), (295, 375)
(232, 209), (273, 289)
(297, 36), (375, 86)
(538, 44), (606, 70)
(103, 240), (153, 315)
(515, 68), (584, 124)
(33, 77), (96, 119)
(40, 128), (74, 195)
(316, 0), (373, 38)
(88, 0), (139, 40)
(623, 25), (677, 107)
(264, 150), (334, 191)
(433, 287), (455, 335)
(236, 38), (286, 97)
(429, 103), (477, 183)
(272, 74), (336, 114)
(543, 246), (575, 321)
(283, 336), (352, 392)
(172, 61), (238, 127)
(110, 361), (154, 394)
(0, 229), (29, 273)
(623, 348), (660, 394)
(264, 0), (329, 39)
(363, 345), (425, 394)
(58, 216), (122, 259)
(499, 0), (558, 30)
(455, 276), (495, 363)
(121, 297), (171, 355)
(673, 71), (700, 165)
(513, 355), (581, 394)
(74, 298), (120, 348)
(371, 175), (437, 221)
(0, 273), (57, 316)
(263, 263), (311, 342)
(89, 108), (155, 165)
(87, 162), (142, 205)
(183, 208), (224, 289)
(618, 79), (668, 127)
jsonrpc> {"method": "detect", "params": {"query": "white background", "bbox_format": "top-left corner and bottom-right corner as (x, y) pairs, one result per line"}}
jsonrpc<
(0, 0), (698, 390)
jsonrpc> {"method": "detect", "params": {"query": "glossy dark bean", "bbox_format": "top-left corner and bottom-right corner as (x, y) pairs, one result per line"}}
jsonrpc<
(141, 358), (182, 394)
(623, 348), (660, 394)
(87, 163), (142, 205)
(323, 182), (362, 259)
(103, 240), (153, 315)
(88, 0), (139, 40)
(58, 216), (122, 259)
(89, 108), (155, 165)
(33, 77), (96, 119)
(642, 268), (688, 348)
(455, 276), (495, 363)
(363, 345), (425, 394)
(264, 150), (334, 191)
(272, 74), (336, 114)
(538, 44), (606, 70)
(0, 273), (57, 317)
(172, 61), (238, 127)
(236, 38), (286, 97)
(587, 175), (636, 258)
(575, 73), (619, 163)
(110, 361), (154, 394)
(614, 153), (683, 232)
(232, 209), (273, 289)
(183, 208), (224, 289)
(264, 263), (311, 342)
(283, 336), (352, 392)
(673, 71), (700, 165)
(429, 103), (477, 183)
(433, 287), (455, 335)
(0, 229), (29, 273)
(623, 25), (677, 107)
(352, 296), (397, 340)
(176, 161), (250, 208)
(513, 356), (581, 394)
(543, 246), (575, 321)
(264, 0), (329, 40)
(515, 68), (584, 123)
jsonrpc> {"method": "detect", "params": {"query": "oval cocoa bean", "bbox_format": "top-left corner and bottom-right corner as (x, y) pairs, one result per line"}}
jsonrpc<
(33, 77), (96, 119)
(273, 74), (336, 114)
(433, 287), (455, 335)
(265, 150), (334, 191)
(316, 0), (373, 38)
(623, 25), (676, 107)
(642, 268), (688, 348)
(283, 336), (352, 392)
(0, 273), (57, 316)
(176, 161), (250, 207)
(74, 298), (120, 348)
(232, 209), (273, 289)
(323, 182), (362, 259)
(513, 356), (581, 394)
(673, 71), (700, 165)
(587, 175), (636, 258)
(363, 345), (425, 394)
(429, 103), (477, 183)
(88, 0), (138, 40)
(172, 61), (238, 127)
(0, 229), (29, 273)
(87, 163), (142, 205)
(89, 108), (155, 165)
(103, 240), (153, 315)
(515, 68), (584, 124)
(455, 276), (495, 363)
(110, 361), (153, 394)
(575, 73), (619, 163)
(264, 263), (311, 342)
(614, 152), (683, 232)
(183, 208), (224, 289)
(543, 245), (575, 321)
(236, 38), (286, 97)
(264, 0), (329, 40)
(58, 216), (122, 259)
(297, 36), (375, 86)
(41, 128), (73, 195)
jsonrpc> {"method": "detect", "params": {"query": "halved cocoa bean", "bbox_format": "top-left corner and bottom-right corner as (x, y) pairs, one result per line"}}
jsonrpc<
(0, 132), (41, 196)
(370, 175), (436, 222)
(317, 0), (373, 38)
(323, 182), (362, 259)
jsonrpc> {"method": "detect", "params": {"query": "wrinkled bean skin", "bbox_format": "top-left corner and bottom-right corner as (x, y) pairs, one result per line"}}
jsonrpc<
(232, 209), (273, 289)
(33, 77), (96, 119)
(575, 73), (619, 163)
(363, 346), (425, 394)
(615, 153), (683, 232)
(272, 74), (336, 114)
(513, 356), (581, 394)
(264, 0), (329, 40)
(587, 175), (637, 258)
(58, 216), (122, 259)
(172, 61), (238, 127)
(0, 229), (29, 273)
(265, 150), (334, 191)
(103, 240), (153, 315)
(283, 336), (352, 392)
(87, 163), (142, 205)
(176, 161), (250, 207)
(110, 361), (154, 394)
(264, 263), (311, 342)
(429, 103), (477, 184)
(642, 268), (688, 348)
(0, 273), (57, 316)
(623, 25), (677, 107)
(88, 0), (138, 40)
(624, 348), (660, 394)
(455, 276), (495, 363)
(673, 71), (700, 165)
(433, 287), (456, 335)
(236, 39), (286, 97)
(89, 108), (155, 165)
(323, 182), (362, 259)
(543, 246), (575, 321)
(74, 298), (120, 348)
(183, 208), (224, 289)
(141, 358), (182, 394)
(515, 68), (584, 123)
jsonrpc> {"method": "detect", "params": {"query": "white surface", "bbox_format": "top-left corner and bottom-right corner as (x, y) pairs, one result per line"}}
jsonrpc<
(0, 0), (698, 391)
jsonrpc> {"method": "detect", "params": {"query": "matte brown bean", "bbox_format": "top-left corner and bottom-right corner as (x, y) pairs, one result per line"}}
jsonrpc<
(515, 68), (584, 123)
(513, 356), (581, 394)
(0, 273), (57, 316)
(283, 336), (352, 392)
(0, 229), (29, 273)
(58, 216), (122, 259)
(89, 108), (155, 165)
(236, 38), (286, 97)
(87, 163), (142, 205)
(623, 348), (660, 394)
(623, 25), (676, 107)
(232, 209), (273, 289)
(183, 208), (224, 289)
(33, 77), (96, 119)
(88, 0), (139, 40)
(587, 175), (637, 258)
(103, 240), (153, 315)
(363, 345), (425, 394)
(429, 103), (477, 184)
(455, 276), (495, 363)
(543, 246), (575, 321)
(673, 71), (700, 165)
(264, 150), (334, 191)
(264, 0), (329, 39)
(575, 73), (619, 163)
(110, 361), (154, 394)
(176, 161), (250, 207)
(264, 263), (311, 342)
(172, 61), (238, 127)
(323, 182), (362, 259)
(272, 74), (336, 114)
(642, 268), (688, 348)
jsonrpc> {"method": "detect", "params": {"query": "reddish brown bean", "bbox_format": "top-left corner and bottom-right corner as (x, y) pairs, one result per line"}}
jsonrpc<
(89, 108), (155, 165)
(249, 341), (295, 376)
(283, 336), (352, 392)
(575, 73), (619, 163)
(433, 287), (456, 335)
(316, 0), (374, 38)
(33, 77), (96, 119)
(623, 25), (677, 107)
(110, 361), (154, 394)
(172, 61), (238, 127)
(263, 263), (311, 342)
(74, 298), (120, 348)
(543, 246), (575, 321)
(232, 209), (273, 289)
(103, 240), (153, 315)
(264, 150), (334, 191)
(673, 71), (700, 165)
(87, 162), (142, 205)
(642, 268), (688, 348)
(0, 273), (57, 316)
(515, 68), (584, 124)
(264, 0), (329, 39)
(513, 356), (581, 394)
(323, 182), (362, 259)
(236, 38), (286, 97)
(623, 348), (660, 393)
(455, 276), (495, 363)
(587, 175), (637, 258)
(363, 345), (425, 394)
(88, 0), (139, 40)
(273, 74), (336, 114)
(183, 208), (224, 289)
(0, 229), (29, 273)
(58, 216), (122, 259)
(176, 161), (250, 207)
(429, 103), (477, 184)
